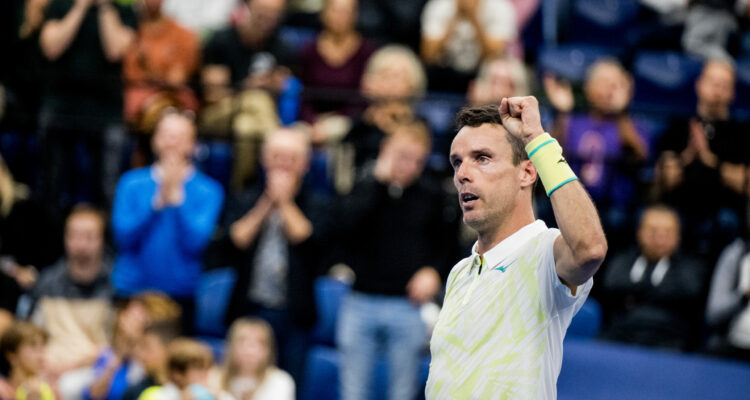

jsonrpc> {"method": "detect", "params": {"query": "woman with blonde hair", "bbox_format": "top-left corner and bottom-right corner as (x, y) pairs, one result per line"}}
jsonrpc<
(220, 318), (294, 400)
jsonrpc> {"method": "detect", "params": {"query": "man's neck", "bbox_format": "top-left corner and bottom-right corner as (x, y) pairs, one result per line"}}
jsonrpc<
(68, 258), (102, 284)
(697, 103), (730, 121)
(475, 206), (535, 255)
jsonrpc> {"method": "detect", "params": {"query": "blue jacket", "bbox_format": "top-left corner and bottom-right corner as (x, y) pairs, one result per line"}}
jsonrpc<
(111, 166), (224, 297)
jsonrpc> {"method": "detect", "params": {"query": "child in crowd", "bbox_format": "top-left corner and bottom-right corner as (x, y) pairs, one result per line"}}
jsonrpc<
(120, 320), (179, 400)
(0, 322), (56, 400)
(82, 293), (182, 400)
(139, 338), (223, 400)
(220, 318), (294, 400)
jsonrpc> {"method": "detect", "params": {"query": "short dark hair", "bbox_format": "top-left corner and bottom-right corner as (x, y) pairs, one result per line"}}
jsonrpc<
(143, 320), (181, 346)
(455, 104), (528, 165)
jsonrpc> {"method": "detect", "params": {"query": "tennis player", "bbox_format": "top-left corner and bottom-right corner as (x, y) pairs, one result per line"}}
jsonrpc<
(426, 96), (607, 399)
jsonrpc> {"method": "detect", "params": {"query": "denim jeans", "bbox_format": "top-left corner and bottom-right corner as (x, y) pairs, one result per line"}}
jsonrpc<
(337, 292), (426, 400)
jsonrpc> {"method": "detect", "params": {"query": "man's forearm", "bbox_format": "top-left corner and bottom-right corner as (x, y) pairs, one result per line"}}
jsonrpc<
(550, 181), (607, 286)
(40, 3), (88, 60)
(97, 2), (134, 62)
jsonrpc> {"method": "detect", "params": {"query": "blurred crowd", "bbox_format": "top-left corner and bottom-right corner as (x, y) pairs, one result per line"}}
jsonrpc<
(0, 0), (750, 399)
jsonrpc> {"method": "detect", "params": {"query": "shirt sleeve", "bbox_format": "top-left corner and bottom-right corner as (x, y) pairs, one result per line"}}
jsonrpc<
(540, 229), (593, 317)
(421, 0), (453, 39)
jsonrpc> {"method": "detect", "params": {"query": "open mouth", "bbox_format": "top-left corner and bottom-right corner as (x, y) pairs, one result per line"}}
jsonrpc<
(460, 192), (479, 206)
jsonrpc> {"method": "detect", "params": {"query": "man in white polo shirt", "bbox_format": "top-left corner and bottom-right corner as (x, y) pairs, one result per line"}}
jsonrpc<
(426, 98), (608, 399)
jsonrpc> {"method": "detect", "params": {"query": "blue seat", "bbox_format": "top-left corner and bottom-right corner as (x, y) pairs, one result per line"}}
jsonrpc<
(538, 44), (620, 83)
(302, 346), (340, 400)
(631, 51), (703, 116)
(302, 345), (431, 400)
(194, 267), (236, 337)
(567, 298), (602, 339)
(559, 338), (750, 399)
(567, 0), (640, 48)
(311, 277), (351, 346)
(194, 140), (233, 191)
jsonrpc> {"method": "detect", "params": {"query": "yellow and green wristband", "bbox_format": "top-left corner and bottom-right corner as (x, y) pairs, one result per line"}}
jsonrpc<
(525, 133), (578, 196)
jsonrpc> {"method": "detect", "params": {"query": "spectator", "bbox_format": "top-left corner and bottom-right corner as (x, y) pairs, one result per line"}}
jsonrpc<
(467, 55), (529, 106)
(201, 0), (295, 189)
(138, 339), (216, 400)
(658, 59), (750, 257)
(123, 0), (200, 135)
(202, 0), (294, 102)
(336, 122), (457, 400)
(337, 45), (426, 193)
(26, 205), (112, 379)
(0, 154), (61, 335)
(0, 0), (51, 185)
(223, 128), (331, 385)
(58, 292), (180, 400)
(219, 318), (294, 400)
(298, 0), (376, 124)
(544, 59), (649, 244)
(0, 322), (55, 400)
(599, 204), (708, 351)
(120, 317), (180, 400)
(111, 111), (224, 334)
(38, 0), (136, 214)
(420, 0), (517, 92)
(705, 186), (750, 362)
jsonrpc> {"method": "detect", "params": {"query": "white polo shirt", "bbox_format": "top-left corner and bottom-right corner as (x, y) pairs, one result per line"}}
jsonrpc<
(426, 220), (592, 399)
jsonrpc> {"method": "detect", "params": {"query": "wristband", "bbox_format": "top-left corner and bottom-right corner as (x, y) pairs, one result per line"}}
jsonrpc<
(525, 133), (578, 196)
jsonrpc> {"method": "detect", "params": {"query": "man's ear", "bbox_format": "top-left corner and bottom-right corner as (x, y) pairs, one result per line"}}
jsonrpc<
(519, 160), (537, 189)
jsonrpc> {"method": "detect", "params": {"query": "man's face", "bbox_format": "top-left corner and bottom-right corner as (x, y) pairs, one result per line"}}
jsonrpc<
(696, 62), (735, 113)
(383, 133), (429, 188)
(261, 132), (310, 178)
(450, 124), (523, 232)
(247, 0), (286, 37)
(152, 114), (196, 161)
(637, 210), (680, 261)
(65, 213), (104, 264)
(584, 64), (630, 113)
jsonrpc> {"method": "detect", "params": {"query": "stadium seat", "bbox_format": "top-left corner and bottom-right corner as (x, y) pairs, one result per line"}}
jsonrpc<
(194, 267), (237, 338)
(302, 346), (340, 400)
(559, 338), (750, 399)
(567, 0), (640, 49)
(631, 51), (703, 116)
(311, 277), (351, 346)
(538, 44), (620, 83)
(567, 298), (603, 339)
(302, 345), (431, 400)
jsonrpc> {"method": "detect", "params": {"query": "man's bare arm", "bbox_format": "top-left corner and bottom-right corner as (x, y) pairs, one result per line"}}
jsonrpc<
(40, 0), (90, 60)
(97, 1), (135, 62)
(500, 96), (607, 290)
(550, 182), (607, 289)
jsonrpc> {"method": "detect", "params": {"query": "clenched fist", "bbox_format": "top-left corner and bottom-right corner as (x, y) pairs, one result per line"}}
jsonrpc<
(499, 96), (545, 145)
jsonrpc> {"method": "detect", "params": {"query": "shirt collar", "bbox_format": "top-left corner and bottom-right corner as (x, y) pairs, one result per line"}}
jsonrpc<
(469, 220), (548, 273)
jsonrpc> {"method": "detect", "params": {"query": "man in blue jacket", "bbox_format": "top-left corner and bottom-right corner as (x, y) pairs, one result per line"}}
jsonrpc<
(111, 110), (223, 333)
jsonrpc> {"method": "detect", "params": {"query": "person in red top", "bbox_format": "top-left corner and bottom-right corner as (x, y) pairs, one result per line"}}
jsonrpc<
(123, 0), (200, 132)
